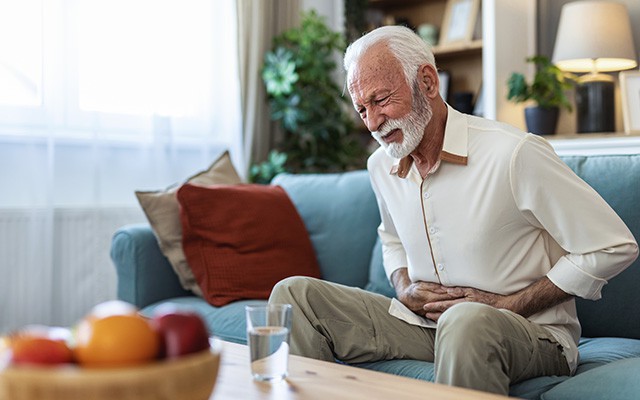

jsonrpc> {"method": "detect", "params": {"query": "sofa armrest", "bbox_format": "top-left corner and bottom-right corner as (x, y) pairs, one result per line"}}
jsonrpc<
(110, 223), (192, 308)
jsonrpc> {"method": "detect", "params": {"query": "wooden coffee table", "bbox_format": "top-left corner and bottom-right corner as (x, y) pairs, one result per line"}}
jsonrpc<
(210, 341), (510, 399)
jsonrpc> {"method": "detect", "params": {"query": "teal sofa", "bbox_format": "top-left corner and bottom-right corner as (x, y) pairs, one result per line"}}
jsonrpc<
(111, 153), (640, 399)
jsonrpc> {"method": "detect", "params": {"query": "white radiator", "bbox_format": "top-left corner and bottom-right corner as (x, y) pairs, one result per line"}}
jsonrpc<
(0, 207), (145, 333)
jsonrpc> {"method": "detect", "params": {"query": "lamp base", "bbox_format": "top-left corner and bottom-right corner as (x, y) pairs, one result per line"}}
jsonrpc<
(575, 79), (614, 133)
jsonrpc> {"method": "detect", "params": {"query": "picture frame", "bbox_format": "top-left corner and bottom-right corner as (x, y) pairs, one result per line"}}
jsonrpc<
(620, 71), (640, 134)
(439, 0), (480, 46)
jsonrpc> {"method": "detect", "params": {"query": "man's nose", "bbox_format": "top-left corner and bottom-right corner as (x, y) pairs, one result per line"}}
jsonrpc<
(365, 108), (385, 133)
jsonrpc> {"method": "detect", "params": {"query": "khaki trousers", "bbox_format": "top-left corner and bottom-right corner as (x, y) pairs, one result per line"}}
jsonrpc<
(269, 276), (570, 395)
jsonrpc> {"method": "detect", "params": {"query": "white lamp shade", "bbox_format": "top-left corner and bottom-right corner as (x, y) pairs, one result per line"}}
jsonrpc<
(552, 1), (637, 73)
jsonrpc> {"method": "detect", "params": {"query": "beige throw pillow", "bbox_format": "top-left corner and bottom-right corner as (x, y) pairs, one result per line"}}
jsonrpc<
(135, 151), (242, 296)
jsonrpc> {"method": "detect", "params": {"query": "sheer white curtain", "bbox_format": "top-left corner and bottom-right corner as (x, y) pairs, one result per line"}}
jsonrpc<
(0, 0), (241, 331)
(236, 0), (300, 173)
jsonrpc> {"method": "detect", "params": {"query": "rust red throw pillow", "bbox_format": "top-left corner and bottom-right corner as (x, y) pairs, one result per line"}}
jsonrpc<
(177, 183), (321, 307)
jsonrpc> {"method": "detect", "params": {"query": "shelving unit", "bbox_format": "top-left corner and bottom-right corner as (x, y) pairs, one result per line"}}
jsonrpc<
(366, 0), (483, 103)
(359, 0), (538, 127)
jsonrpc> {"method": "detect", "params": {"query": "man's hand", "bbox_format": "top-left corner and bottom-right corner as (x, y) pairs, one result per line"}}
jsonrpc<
(391, 268), (464, 317)
(423, 286), (507, 321)
(422, 276), (573, 321)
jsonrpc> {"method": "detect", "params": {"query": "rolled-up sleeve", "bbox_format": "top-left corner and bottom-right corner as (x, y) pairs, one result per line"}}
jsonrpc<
(510, 135), (639, 300)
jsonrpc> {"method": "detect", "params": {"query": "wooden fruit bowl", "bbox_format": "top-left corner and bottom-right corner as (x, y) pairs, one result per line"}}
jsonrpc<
(0, 340), (222, 400)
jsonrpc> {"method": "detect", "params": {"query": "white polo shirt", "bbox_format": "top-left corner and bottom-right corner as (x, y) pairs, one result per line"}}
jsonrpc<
(368, 106), (638, 373)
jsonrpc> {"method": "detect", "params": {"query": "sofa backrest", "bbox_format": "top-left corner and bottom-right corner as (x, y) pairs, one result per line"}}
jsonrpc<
(273, 170), (381, 289)
(560, 154), (640, 340)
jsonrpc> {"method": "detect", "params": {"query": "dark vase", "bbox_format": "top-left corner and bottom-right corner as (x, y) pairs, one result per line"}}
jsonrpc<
(524, 106), (559, 135)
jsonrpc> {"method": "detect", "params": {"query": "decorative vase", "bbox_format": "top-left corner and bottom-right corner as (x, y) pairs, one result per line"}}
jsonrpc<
(524, 106), (559, 136)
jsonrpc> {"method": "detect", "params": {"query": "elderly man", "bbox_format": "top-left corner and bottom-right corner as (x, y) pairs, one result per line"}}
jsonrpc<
(269, 26), (638, 395)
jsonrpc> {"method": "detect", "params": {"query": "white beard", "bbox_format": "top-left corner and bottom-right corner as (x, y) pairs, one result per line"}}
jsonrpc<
(371, 84), (432, 159)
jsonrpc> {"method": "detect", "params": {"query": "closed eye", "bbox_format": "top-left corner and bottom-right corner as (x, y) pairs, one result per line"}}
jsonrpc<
(375, 95), (390, 105)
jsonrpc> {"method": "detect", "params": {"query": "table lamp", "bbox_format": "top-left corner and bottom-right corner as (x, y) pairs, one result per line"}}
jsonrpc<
(552, 1), (637, 133)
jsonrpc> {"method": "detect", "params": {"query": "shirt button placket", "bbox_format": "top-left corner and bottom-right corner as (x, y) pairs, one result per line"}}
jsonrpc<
(421, 183), (443, 283)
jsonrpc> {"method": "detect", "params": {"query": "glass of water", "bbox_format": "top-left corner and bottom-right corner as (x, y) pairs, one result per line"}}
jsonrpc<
(245, 303), (292, 382)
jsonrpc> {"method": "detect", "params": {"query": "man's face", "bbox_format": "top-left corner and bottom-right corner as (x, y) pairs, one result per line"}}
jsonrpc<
(372, 82), (432, 159)
(348, 45), (432, 159)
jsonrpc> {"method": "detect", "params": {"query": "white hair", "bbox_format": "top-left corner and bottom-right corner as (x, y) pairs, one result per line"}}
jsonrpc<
(343, 25), (436, 87)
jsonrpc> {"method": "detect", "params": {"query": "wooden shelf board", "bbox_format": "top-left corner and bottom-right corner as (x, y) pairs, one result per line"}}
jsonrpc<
(433, 40), (483, 57)
(369, 0), (428, 8)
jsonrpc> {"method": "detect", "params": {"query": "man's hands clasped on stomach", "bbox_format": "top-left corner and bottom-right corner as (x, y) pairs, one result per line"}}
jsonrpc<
(390, 267), (571, 322)
(390, 268), (464, 321)
(390, 267), (509, 322)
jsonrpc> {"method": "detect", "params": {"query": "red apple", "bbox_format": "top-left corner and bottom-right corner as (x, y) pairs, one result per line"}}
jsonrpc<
(151, 310), (210, 359)
(8, 325), (74, 366)
(10, 336), (74, 366)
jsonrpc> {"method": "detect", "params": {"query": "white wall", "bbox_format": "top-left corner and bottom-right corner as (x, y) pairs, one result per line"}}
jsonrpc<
(484, 0), (537, 127)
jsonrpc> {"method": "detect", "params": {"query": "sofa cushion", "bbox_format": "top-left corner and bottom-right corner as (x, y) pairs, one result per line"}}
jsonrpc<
(141, 297), (266, 344)
(355, 359), (434, 381)
(541, 357), (640, 400)
(364, 237), (396, 298)
(272, 170), (381, 288)
(509, 375), (570, 400)
(178, 183), (321, 307)
(354, 359), (568, 399)
(560, 154), (640, 339)
(135, 151), (242, 296)
(576, 337), (640, 374)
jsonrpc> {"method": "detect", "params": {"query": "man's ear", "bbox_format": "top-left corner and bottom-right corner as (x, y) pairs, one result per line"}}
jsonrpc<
(417, 64), (439, 98)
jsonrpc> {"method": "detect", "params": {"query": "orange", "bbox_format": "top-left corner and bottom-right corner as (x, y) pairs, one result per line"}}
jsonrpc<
(74, 313), (160, 368)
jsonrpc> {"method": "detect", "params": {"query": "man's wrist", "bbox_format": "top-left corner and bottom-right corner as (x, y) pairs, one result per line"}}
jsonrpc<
(390, 268), (411, 300)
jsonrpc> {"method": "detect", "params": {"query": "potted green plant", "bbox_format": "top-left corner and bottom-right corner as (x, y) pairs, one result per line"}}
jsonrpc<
(252, 10), (367, 183)
(507, 56), (574, 135)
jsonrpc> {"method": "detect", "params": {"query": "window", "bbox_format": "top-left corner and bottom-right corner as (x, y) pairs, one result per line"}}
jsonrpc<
(0, 0), (241, 207)
(0, 1), (42, 108)
(0, 0), (240, 143)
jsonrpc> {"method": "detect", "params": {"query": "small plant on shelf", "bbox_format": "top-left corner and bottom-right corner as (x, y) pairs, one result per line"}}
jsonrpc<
(507, 55), (573, 110)
(507, 56), (574, 135)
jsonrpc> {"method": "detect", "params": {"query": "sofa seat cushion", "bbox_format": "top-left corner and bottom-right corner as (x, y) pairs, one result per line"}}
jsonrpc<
(141, 296), (265, 344)
(576, 337), (640, 374)
(354, 359), (434, 381)
(353, 359), (568, 399)
(541, 358), (640, 400)
(354, 337), (640, 399)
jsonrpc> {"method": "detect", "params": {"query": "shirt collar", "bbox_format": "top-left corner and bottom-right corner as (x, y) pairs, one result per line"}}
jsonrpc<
(390, 104), (468, 179)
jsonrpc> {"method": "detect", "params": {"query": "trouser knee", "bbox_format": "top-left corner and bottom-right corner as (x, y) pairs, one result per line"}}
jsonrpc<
(436, 302), (502, 347)
(269, 276), (317, 304)
(434, 303), (512, 392)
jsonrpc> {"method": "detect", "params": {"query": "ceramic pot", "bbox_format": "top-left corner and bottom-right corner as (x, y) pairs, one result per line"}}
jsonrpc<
(524, 106), (559, 135)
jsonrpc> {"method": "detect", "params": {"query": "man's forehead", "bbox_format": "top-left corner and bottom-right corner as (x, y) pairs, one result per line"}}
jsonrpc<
(347, 46), (402, 98)
(348, 43), (392, 78)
